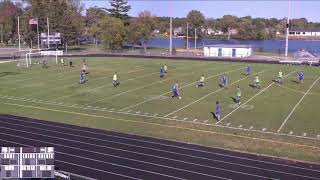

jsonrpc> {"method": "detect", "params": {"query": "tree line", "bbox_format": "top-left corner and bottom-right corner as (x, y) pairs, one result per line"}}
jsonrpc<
(1, 0), (320, 50)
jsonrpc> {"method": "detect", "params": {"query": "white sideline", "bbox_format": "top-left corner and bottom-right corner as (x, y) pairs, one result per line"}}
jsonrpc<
(120, 66), (244, 111)
(277, 76), (320, 132)
(2, 94), (320, 142)
(164, 71), (264, 118)
(217, 70), (297, 124)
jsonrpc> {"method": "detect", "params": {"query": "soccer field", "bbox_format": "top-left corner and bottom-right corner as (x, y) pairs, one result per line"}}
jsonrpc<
(0, 57), (319, 163)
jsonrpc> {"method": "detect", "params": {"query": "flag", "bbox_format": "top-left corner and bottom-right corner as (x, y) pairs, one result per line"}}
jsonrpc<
(29, 18), (38, 25)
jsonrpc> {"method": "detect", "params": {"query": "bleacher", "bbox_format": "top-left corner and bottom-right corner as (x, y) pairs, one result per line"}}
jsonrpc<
(279, 49), (320, 65)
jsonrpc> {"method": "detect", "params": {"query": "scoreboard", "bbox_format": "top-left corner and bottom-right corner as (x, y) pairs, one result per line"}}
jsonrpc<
(0, 147), (55, 179)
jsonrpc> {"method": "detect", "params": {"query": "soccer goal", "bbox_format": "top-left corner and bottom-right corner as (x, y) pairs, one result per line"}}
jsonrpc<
(24, 50), (63, 68)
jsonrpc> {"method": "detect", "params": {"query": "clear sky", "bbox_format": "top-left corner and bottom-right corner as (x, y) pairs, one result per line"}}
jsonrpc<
(84, 0), (320, 22)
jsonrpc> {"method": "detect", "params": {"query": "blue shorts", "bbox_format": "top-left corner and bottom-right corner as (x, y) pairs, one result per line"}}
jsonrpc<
(173, 90), (179, 96)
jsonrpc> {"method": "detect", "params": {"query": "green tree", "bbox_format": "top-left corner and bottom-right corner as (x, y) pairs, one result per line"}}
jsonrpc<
(220, 15), (237, 33)
(106, 0), (131, 21)
(22, 0), (85, 48)
(128, 10), (156, 52)
(100, 16), (126, 50)
(0, 0), (22, 45)
(187, 10), (205, 37)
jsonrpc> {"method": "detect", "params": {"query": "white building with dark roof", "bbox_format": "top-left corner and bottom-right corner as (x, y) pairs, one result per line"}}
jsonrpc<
(289, 27), (320, 36)
(203, 44), (252, 58)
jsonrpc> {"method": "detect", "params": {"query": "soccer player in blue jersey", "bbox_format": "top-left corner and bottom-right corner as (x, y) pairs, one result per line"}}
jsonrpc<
(160, 66), (165, 78)
(299, 70), (304, 85)
(215, 100), (221, 121)
(221, 74), (228, 88)
(79, 70), (85, 84)
(236, 86), (241, 104)
(246, 64), (251, 76)
(172, 82), (181, 99)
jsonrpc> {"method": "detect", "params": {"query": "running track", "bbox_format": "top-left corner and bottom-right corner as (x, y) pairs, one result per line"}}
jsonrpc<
(0, 114), (319, 180)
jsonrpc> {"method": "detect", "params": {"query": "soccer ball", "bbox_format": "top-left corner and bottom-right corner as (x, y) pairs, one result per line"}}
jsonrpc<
(179, 96), (182, 99)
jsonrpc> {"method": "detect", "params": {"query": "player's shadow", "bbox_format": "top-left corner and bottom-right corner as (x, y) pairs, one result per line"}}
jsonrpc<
(249, 84), (256, 88)
(230, 96), (237, 103)
(210, 112), (219, 122)
(272, 79), (278, 83)
(291, 79), (300, 84)
(241, 73), (249, 76)
(0, 72), (21, 78)
(80, 80), (88, 84)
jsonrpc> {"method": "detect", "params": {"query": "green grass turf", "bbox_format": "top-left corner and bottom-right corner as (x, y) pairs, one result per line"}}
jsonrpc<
(0, 57), (319, 163)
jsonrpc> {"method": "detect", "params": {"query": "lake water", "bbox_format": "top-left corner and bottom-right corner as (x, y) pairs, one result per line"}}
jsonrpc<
(147, 37), (320, 54)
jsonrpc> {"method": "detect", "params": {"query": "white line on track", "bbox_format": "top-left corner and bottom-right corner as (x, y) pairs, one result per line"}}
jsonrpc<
(277, 77), (320, 133)
(217, 70), (297, 124)
(119, 66), (244, 112)
(2, 115), (320, 174)
(0, 131), (228, 180)
(0, 122), (316, 179)
(164, 70), (264, 118)
(0, 139), (142, 180)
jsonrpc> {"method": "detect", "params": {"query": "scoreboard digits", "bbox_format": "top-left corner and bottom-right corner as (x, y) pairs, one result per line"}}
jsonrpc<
(0, 147), (55, 179)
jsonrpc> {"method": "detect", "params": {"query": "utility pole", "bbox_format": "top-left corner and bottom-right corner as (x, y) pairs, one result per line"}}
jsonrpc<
(194, 27), (197, 49)
(18, 16), (21, 51)
(285, 0), (291, 58)
(47, 17), (50, 50)
(186, 22), (189, 50)
(37, 18), (40, 50)
(169, 16), (172, 56)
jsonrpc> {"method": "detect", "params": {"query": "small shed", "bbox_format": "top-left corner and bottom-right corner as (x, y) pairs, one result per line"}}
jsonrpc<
(203, 44), (253, 58)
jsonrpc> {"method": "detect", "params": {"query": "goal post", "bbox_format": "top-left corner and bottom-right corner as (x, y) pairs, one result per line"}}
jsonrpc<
(40, 50), (63, 64)
(24, 50), (63, 68)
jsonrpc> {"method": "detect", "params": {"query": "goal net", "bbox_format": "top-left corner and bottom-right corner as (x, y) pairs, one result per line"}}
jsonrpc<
(24, 50), (63, 68)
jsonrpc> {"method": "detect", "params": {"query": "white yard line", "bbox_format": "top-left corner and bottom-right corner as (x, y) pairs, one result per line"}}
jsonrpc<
(164, 70), (264, 118)
(277, 76), (320, 133)
(84, 72), (192, 106)
(48, 62), (210, 103)
(217, 70), (297, 124)
(47, 71), (159, 102)
(120, 66), (244, 112)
